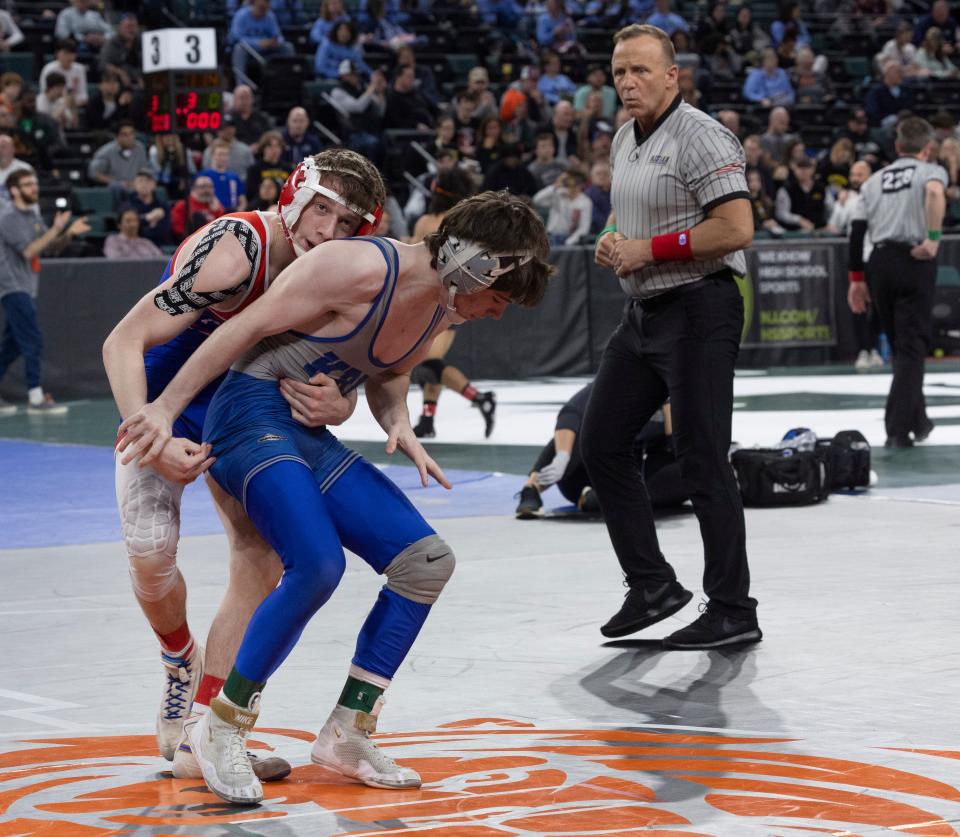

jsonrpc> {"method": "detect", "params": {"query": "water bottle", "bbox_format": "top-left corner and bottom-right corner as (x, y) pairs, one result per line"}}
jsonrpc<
(878, 333), (891, 363)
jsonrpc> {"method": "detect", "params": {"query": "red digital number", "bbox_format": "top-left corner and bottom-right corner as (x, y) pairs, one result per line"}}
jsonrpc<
(197, 112), (209, 130)
(150, 95), (159, 113)
(186, 112), (198, 129)
(187, 91), (197, 110)
(151, 113), (171, 132)
(210, 112), (221, 130)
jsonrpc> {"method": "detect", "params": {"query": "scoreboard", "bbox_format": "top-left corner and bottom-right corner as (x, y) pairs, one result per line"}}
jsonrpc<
(141, 28), (220, 134)
(145, 70), (223, 133)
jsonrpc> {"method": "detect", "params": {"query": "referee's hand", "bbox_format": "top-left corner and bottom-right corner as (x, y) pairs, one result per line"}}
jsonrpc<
(594, 230), (624, 269)
(847, 281), (870, 315)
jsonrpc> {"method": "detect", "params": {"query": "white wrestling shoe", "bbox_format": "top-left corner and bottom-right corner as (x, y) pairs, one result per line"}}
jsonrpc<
(188, 697), (263, 804)
(311, 702), (421, 790)
(174, 716), (291, 782)
(157, 644), (203, 761)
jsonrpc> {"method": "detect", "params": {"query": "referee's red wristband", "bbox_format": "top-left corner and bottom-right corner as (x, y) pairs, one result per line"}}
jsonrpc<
(651, 230), (694, 262)
(848, 271), (866, 283)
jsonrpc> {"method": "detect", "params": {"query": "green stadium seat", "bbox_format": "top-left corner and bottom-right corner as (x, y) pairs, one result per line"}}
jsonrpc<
(0, 52), (34, 79)
(73, 186), (115, 216)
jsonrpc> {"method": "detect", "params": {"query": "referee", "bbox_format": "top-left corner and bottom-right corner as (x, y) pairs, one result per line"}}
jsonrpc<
(847, 117), (947, 448)
(582, 24), (760, 649)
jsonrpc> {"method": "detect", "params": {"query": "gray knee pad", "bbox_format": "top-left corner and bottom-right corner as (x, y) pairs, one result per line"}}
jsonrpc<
(116, 460), (184, 602)
(383, 534), (455, 604)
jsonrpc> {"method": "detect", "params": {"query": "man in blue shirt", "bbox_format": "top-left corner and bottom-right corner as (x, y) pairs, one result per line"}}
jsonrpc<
(645, 0), (689, 36)
(538, 51), (577, 106)
(229, 0), (294, 86)
(742, 48), (795, 107)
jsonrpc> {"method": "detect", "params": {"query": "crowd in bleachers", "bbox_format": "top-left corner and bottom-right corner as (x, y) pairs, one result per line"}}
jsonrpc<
(0, 0), (959, 256)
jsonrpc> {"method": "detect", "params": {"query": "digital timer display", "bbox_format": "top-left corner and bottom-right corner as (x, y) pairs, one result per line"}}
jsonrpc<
(145, 71), (223, 133)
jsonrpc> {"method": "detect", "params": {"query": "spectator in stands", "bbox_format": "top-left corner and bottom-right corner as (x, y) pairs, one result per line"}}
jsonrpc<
(0, 72), (20, 116)
(677, 66), (703, 108)
(88, 121), (149, 195)
(330, 61), (387, 163)
(245, 130), (290, 202)
(939, 137), (960, 225)
(513, 65), (551, 124)
(534, 167), (592, 246)
(0, 135), (31, 203)
(695, 1), (729, 54)
(931, 110), (959, 143)
(536, 0), (583, 55)
(707, 40), (743, 80)
(835, 106), (873, 157)
(315, 19), (371, 81)
(197, 140), (247, 212)
(99, 14), (141, 89)
(574, 64), (617, 121)
(201, 113), (255, 175)
(408, 166), (474, 240)
(744, 133), (775, 197)
(865, 61), (915, 127)
(86, 71), (141, 137)
(576, 90), (608, 157)
(717, 109), (744, 141)
(429, 115), (458, 156)
(252, 175), (284, 211)
(310, 0), (351, 46)
(538, 51), (577, 106)
(402, 146), (459, 225)
(452, 89), (481, 158)
(384, 64), (437, 130)
(363, 0), (424, 51)
(549, 99), (577, 164)
(743, 48), (795, 106)
(730, 5), (769, 61)
(775, 156), (832, 231)
(478, 0), (525, 30)
(127, 168), (172, 247)
(760, 106), (799, 165)
(149, 132), (196, 202)
(528, 131), (565, 187)
(54, 0), (112, 56)
(230, 84), (274, 147)
(40, 41), (89, 109)
(482, 142), (538, 196)
(770, 0), (810, 49)
(17, 89), (64, 169)
(583, 120), (613, 167)
(748, 169), (785, 235)
(395, 45), (439, 108)
(827, 157), (871, 234)
(876, 20), (924, 78)
(916, 27), (960, 78)
(790, 44), (835, 104)
(584, 158), (611, 234)
(0, 169), (89, 415)
(474, 116), (505, 172)
(37, 72), (79, 132)
(103, 206), (164, 259)
(671, 30), (701, 71)
(0, 8), (23, 53)
(230, 0), (295, 86)
(265, 0), (306, 26)
(358, 0), (410, 26)
(646, 0), (690, 36)
(913, 0), (958, 51)
(500, 89), (537, 150)
(280, 106), (325, 167)
(817, 138), (854, 200)
(170, 175), (225, 241)
(466, 67), (498, 121)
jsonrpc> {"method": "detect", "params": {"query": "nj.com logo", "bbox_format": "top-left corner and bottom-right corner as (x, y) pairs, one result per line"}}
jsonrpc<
(1, 719), (958, 835)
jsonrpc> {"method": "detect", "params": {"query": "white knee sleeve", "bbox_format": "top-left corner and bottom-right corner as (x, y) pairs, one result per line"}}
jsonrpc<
(383, 535), (455, 604)
(115, 454), (185, 602)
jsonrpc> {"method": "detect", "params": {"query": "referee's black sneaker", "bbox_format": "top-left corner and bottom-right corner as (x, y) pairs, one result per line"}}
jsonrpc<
(663, 601), (762, 649)
(884, 435), (913, 448)
(600, 581), (693, 639)
(913, 419), (935, 443)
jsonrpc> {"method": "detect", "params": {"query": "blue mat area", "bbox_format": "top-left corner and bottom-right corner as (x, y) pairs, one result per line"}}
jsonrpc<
(0, 440), (532, 550)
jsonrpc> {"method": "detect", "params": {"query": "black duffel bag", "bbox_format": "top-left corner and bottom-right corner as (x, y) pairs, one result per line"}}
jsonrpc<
(731, 447), (831, 507)
(815, 430), (871, 490)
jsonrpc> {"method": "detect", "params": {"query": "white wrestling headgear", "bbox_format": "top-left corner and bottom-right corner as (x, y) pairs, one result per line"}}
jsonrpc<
(278, 157), (381, 256)
(437, 236), (533, 312)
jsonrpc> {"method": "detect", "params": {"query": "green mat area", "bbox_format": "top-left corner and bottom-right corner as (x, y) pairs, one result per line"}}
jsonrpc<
(2, 398), (959, 489)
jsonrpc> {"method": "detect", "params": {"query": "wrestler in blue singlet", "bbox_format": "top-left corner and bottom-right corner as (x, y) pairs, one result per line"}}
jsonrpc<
(203, 237), (447, 686)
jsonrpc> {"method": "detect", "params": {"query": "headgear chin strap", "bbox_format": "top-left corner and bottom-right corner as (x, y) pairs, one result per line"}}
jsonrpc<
(437, 236), (533, 312)
(278, 157), (381, 256)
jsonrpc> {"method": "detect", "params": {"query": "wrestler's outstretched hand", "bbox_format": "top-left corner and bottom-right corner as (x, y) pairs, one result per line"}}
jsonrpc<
(386, 422), (452, 489)
(117, 401), (174, 467)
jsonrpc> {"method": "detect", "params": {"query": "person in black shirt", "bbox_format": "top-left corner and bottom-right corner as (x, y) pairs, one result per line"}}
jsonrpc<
(384, 64), (436, 130)
(481, 143), (539, 197)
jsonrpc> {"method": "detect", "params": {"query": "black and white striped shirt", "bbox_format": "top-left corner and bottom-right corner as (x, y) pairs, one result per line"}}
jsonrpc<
(610, 95), (749, 299)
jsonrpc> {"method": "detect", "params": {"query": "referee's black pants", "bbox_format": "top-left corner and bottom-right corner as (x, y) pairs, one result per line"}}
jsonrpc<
(581, 274), (757, 620)
(867, 245), (937, 440)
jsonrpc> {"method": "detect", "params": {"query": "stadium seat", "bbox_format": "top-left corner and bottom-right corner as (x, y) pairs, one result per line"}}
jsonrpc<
(73, 186), (115, 216)
(0, 52), (34, 78)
